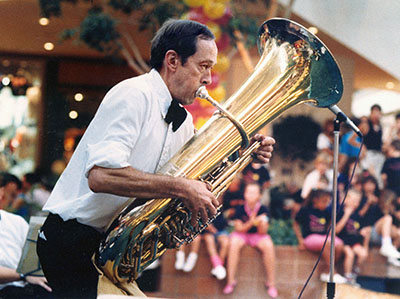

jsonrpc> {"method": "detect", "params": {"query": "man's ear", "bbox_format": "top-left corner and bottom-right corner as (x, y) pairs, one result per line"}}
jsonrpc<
(165, 50), (179, 71)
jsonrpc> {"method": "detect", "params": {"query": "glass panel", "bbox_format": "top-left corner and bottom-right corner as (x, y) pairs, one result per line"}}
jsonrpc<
(0, 57), (44, 177)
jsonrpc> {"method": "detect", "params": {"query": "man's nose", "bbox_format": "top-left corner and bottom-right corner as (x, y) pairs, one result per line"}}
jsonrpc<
(202, 69), (212, 86)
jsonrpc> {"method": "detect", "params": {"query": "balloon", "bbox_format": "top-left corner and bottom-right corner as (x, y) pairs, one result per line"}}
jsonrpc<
(208, 84), (226, 102)
(183, 0), (206, 8)
(187, 7), (209, 24)
(198, 98), (214, 108)
(214, 6), (233, 26)
(216, 33), (231, 52)
(195, 116), (209, 129)
(206, 21), (221, 41)
(208, 72), (221, 90)
(213, 53), (230, 73)
(203, 0), (226, 20)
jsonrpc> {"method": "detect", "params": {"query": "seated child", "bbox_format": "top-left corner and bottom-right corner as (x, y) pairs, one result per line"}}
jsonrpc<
(203, 212), (230, 280)
(293, 189), (345, 283)
(336, 188), (368, 283)
(223, 183), (278, 298)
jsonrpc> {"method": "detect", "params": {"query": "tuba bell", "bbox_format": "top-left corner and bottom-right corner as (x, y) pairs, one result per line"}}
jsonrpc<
(96, 18), (343, 283)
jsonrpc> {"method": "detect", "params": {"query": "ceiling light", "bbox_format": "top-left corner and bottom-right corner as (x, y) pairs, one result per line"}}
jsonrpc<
(308, 27), (319, 35)
(39, 18), (49, 26)
(74, 93), (84, 102)
(44, 42), (54, 51)
(69, 110), (78, 119)
(386, 81), (395, 89)
(1, 77), (10, 86)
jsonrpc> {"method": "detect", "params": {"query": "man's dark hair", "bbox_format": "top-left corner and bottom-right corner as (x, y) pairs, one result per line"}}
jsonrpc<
(395, 112), (400, 120)
(0, 172), (22, 190)
(371, 104), (382, 112)
(150, 19), (214, 71)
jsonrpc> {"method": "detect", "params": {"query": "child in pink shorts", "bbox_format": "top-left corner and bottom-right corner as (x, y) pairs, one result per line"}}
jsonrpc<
(293, 189), (345, 283)
(223, 183), (277, 298)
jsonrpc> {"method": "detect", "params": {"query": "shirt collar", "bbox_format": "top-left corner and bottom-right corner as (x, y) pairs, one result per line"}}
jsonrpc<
(148, 69), (173, 119)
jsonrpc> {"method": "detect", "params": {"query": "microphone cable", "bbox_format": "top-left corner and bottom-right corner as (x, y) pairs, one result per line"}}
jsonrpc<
(297, 137), (364, 299)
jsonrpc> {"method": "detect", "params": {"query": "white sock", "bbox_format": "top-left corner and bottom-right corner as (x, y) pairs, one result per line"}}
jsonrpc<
(382, 237), (393, 247)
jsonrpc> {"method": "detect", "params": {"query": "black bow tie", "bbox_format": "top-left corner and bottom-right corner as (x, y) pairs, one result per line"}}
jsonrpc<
(165, 99), (187, 132)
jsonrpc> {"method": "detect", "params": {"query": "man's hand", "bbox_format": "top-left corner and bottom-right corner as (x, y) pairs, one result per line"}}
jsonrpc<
(181, 180), (220, 227)
(26, 276), (52, 292)
(251, 134), (275, 164)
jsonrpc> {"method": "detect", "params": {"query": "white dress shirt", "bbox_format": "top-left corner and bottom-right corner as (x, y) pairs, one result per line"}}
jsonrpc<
(43, 69), (194, 231)
(0, 210), (29, 290)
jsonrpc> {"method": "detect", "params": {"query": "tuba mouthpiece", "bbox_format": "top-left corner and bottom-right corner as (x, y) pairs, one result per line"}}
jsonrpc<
(195, 86), (210, 100)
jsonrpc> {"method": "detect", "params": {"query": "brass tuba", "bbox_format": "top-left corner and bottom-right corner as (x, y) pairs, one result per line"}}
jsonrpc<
(96, 18), (343, 283)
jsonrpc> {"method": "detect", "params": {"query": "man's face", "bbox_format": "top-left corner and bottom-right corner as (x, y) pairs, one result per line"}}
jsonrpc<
(170, 38), (218, 106)
(370, 107), (381, 122)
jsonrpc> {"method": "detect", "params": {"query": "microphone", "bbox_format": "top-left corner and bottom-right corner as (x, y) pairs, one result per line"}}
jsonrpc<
(328, 105), (363, 137)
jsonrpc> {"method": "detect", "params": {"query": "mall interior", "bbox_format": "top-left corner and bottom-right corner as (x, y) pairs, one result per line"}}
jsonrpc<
(1, 1), (400, 298)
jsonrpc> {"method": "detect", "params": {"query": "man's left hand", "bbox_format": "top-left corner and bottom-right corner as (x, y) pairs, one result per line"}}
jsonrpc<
(251, 134), (275, 164)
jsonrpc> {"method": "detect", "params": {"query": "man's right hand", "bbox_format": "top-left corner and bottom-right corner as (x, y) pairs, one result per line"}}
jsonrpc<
(181, 179), (219, 227)
(26, 275), (52, 292)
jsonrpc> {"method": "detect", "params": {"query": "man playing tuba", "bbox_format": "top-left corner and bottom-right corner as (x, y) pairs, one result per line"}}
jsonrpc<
(36, 19), (275, 298)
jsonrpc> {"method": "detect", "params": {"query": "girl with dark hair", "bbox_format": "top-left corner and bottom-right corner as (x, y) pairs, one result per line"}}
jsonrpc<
(293, 189), (345, 283)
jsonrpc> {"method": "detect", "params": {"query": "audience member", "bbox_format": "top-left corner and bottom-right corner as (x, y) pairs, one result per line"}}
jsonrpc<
(10, 172), (50, 221)
(383, 112), (400, 153)
(242, 162), (271, 206)
(202, 213), (229, 280)
(381, 140), (400, 197)
(357, 175), (400, 260)
(389, 194), (400, 266)
(363, 104), (385, 186)
(223, 183), (277, 298)
(220, 175), (244, 220)
(377, 189), (400, 266)
(317, 119), (334, 156)
(301, 151), (333, 200)
(338, 116), (369, 173)
(0, 172), (52, 298)
(336, 188), (368, 284)
(293, 189), (345, 283)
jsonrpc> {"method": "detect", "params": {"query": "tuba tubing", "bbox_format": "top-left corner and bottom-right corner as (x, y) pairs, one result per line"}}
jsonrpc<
(96, 18), (343, 283)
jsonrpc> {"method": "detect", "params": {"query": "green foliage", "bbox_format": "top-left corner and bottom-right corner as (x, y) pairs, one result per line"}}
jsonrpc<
(268, 218), (298, 245)
(79, 8), (121, 53)
(39, 0), (77, 18)
(38, 0), (273, 57)
(272, 115), (322, 162)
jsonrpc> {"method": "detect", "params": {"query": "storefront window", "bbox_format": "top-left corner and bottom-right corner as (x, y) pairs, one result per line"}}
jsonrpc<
(0, 57), (44, 177)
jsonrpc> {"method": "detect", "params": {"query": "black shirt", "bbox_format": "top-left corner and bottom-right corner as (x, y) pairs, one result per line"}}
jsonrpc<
(381, 157), (400, 196)
(295, 206), (331, 238)
(364, 119), (382, 151)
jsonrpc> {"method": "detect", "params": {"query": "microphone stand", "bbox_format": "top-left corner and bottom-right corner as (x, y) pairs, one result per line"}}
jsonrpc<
(327, 114), (345, 299)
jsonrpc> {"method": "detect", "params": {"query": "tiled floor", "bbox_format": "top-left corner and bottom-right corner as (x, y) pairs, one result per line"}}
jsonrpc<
(144, 246), (400, 299)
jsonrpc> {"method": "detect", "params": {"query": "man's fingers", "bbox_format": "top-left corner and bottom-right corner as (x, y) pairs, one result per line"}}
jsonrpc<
(41, 282), (52, 292)
(200, 207), (209, 225)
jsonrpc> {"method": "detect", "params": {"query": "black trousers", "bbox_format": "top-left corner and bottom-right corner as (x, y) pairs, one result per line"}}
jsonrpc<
(0, 284), (54, 299)
(36, 214), (103, 299)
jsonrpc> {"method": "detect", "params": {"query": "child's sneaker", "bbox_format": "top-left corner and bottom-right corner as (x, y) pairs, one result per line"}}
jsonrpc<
(183, 252), (198, 272)
(211, 265), (226, 280)
(174, 251), (185, 270)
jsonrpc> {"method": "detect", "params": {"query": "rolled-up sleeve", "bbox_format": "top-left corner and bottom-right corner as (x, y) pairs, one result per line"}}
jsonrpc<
(84, 83), (147, 177)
